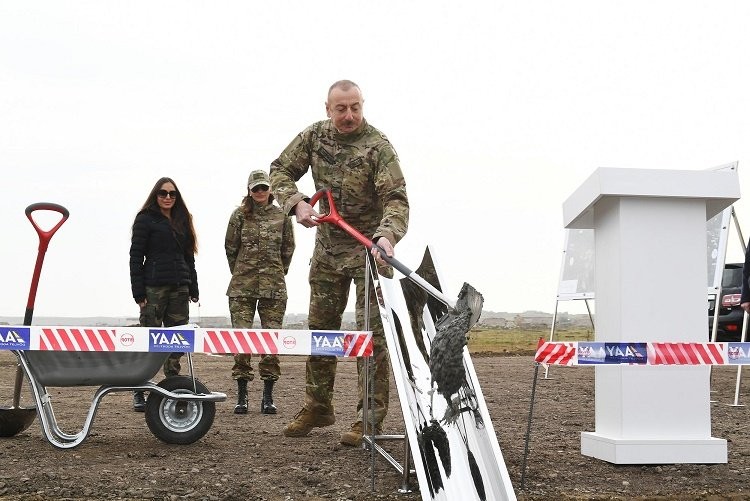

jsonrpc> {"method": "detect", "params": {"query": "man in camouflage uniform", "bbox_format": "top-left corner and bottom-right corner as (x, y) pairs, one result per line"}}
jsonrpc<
(270, 80), (409, 446)
(225, 170), (295, 414)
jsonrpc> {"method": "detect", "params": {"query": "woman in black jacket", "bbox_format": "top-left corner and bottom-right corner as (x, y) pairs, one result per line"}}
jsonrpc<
(129, 176), (199, 411)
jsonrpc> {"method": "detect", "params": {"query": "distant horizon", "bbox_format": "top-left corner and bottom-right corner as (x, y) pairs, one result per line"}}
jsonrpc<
(0, 308), (586, 322)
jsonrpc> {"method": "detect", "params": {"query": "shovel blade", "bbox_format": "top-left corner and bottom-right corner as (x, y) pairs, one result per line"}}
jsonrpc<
(458, 282), (484, 330)
(0, 407), (37, 437)
(429, 282), (485, 404)
(435, 282), (484, 335)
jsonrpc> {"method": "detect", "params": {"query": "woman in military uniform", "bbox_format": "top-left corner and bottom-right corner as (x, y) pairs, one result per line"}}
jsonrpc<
(225, 170), (295, 414)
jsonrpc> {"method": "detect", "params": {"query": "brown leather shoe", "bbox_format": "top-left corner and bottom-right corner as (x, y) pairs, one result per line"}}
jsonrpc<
(283, 407), (335, 437)
(340, 421), (383, 447)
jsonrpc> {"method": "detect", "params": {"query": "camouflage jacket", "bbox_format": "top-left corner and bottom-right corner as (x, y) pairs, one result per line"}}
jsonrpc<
(270, 119), (408, 273)
(224, 200), (295, 299)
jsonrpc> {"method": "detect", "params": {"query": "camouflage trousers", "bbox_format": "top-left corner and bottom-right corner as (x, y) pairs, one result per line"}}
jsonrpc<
(228, 296), (286, 382)
(304, 260), (390, 425)
(139, 285), (189, 377)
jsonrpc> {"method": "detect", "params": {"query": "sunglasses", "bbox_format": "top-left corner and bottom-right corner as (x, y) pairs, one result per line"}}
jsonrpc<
(251, 185), (269, 193)
(157, 190), (178, 199)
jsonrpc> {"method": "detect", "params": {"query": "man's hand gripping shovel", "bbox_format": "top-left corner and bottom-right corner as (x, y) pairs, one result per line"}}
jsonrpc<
(308, 189), (483, 404)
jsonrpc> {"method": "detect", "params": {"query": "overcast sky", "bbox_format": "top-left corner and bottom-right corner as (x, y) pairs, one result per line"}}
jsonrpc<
(1, 1), (749, 320)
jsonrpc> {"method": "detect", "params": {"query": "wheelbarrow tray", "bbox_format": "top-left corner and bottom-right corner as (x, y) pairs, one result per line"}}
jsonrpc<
(12, 350), (225, 449)
(23, 351), (168, 387)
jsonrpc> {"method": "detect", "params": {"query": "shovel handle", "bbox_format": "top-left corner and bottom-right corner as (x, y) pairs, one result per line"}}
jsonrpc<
(309, 189), (375, 248)
(11, 365), (24, 408)
(308, 189), (455, 309)
(24, 203), (70, 325)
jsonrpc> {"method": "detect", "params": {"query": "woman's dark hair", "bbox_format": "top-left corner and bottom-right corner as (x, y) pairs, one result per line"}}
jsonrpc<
(139, 177), (198, 253)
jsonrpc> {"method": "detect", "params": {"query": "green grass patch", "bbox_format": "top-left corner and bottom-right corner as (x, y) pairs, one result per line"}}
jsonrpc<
(467, 327), (595, 355)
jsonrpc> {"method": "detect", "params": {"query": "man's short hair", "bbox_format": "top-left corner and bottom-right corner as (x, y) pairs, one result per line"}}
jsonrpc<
(328, 80), (360, 99)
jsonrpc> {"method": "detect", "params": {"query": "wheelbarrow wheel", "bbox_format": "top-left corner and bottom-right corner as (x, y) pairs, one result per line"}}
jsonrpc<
(144, 376), (215, 445)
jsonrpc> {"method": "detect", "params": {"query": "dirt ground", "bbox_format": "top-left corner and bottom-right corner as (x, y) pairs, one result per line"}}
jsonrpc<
(2, 351), (750, 501)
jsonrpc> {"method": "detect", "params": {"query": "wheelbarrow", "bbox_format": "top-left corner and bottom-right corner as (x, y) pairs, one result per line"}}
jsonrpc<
(1, 203), (226, 449)
(14, 348), (226, 449)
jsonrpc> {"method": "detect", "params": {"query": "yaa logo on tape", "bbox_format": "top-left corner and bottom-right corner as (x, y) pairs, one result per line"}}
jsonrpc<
(0, 327), (30, 349)
(149, 329), (195, 352)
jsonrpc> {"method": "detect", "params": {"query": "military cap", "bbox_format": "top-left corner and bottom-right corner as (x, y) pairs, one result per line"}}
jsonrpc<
(248, 170), (270, 190)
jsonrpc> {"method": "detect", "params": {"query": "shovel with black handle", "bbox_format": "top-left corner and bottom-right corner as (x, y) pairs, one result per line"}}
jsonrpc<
(0, 202), (69, 437)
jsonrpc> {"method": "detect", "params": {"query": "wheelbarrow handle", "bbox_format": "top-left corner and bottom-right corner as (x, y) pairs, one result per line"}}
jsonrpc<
(308, 189), (456, 309)
(24, 202), (70, 325)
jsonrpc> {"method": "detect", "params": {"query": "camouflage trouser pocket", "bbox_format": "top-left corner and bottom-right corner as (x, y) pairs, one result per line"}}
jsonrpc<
(139, 304), (157, 327)
(163, 353), (182, 377)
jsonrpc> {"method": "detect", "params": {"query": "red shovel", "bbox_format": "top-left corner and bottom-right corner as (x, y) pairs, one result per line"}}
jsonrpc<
(0, 202), (69, 437)
(308, 188), (483, 403)
(308, 188), (483, 325)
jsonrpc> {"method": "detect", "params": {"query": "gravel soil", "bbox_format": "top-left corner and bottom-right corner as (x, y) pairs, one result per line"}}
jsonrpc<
(1, 350), (750, 500)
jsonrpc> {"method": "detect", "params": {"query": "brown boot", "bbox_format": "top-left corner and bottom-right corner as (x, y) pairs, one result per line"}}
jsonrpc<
(283, 407), (335, 437)
(340, 420), (383, 447)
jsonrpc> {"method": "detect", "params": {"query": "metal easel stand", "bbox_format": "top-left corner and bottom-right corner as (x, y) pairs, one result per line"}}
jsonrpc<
(727, 311), (749, 407)
(709, 282), (724, 404)
(361, 254), (414, 494)
(708, 206), (734, 399)
(520, 362), (542, 490)
(543, 297), (594, 380)
(724, 207), (747, 407)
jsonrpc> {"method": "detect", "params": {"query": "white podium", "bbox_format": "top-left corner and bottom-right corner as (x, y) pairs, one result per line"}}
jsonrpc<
(563, 167), (740, 464)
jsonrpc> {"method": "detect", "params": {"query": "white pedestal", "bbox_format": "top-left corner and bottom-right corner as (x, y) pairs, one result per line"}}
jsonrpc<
(563, 167), (739, 464)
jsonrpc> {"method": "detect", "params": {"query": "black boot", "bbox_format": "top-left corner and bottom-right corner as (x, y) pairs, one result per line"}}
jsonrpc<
(234, 379), (248, 415)
(133, 391), (146, 412)
(261, 379), (277, 414)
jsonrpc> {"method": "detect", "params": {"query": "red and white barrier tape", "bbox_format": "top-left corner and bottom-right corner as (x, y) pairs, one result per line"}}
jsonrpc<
(535, 340), (750, 366)
(0, 325), (372, 357)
